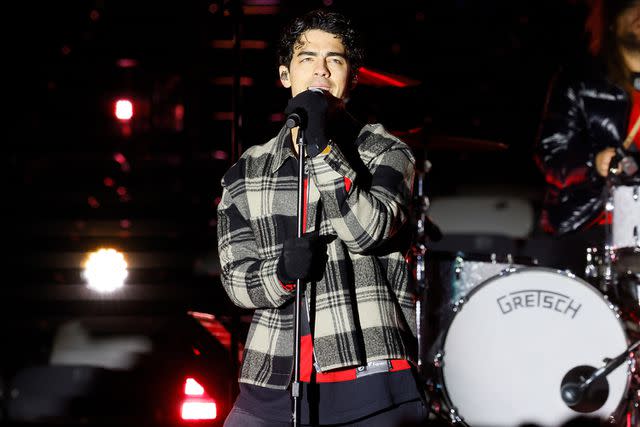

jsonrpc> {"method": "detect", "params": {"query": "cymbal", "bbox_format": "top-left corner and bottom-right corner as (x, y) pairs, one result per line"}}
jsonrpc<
(391, 127), (508, 152)
(357, 67), (421, 88)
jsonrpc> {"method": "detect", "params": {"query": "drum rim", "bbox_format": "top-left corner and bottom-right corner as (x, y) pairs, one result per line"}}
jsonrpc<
(434, 266), (632, 426)
(444, 266), (624, 318)
(613, 246), (640, 254)
(428, 249), (537, 266)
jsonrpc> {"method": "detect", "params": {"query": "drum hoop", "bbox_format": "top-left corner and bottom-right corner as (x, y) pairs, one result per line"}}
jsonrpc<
(613, 246), (640, 255)
(434, 266), (632, 426)
(449, 266), (619, 315)
(429, 249), (536, 266)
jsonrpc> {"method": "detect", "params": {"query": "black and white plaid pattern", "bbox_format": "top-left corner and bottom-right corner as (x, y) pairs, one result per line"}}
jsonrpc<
(217, 123), (417, 389)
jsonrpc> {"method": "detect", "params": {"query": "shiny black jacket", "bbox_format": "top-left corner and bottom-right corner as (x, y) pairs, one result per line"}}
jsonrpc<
(535, 60), (630, 236)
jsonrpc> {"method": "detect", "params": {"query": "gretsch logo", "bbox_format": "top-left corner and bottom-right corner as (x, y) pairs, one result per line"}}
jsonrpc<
(496, 289), (582, 318)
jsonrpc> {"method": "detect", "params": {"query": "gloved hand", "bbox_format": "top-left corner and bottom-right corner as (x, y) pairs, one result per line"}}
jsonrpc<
(284, 89), (331, 157)
(276, 232), (326, 284)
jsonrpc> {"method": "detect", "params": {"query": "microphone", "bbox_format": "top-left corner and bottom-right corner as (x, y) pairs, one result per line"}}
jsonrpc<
(560, 341), (640, 412)
(285, 111), (304, 129)
(559, 365), (609, 413)
(285, 88), (326, 129)
(608, 147), (639, 177)
(616, 147), (639, 176)
(414, 166), (443, 242)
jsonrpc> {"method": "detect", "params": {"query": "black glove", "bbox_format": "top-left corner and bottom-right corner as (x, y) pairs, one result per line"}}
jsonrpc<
(276, 232), (326, 284)
(284, 89), (330, 157)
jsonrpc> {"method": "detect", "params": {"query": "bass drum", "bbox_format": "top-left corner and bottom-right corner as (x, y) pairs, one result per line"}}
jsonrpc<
(437, 267), (631, 427)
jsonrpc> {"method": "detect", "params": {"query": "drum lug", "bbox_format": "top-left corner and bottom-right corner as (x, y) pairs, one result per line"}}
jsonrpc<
(585, 247), (599, 280)
(433, 350), (444, 368)
(452, 297), (466, 313)
(603, 297), (622, 319)
(447, 407), (463, 424)
(454, 256), (464, 281)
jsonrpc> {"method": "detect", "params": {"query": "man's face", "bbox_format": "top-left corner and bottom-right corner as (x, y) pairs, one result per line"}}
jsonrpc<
(279, 29), (353, 100)
(617, 3), (640, 51)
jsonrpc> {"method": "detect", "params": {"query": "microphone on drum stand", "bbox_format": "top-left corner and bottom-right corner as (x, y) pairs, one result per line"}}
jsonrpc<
(614, 147), (639, 176)
(560, 340), (640, 412)
(414, 160), (443, 243)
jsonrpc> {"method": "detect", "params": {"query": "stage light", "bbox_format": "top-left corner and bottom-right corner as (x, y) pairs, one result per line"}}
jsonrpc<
(83, 248), (128, 293)
(114, 99), (134, 121)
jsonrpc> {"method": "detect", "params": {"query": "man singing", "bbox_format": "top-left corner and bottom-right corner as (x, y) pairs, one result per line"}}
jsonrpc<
(217, 8), (426, 427)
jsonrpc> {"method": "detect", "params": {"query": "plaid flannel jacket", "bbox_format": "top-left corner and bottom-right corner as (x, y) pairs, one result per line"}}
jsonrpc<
(217, 123), (417, 389)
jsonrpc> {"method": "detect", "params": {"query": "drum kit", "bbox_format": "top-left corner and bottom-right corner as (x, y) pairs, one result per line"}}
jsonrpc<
(368, 69), (640, 426)
(408, 142), (640, 426)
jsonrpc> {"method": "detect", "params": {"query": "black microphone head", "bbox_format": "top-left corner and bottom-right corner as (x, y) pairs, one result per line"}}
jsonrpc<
(620, 155), (639, 176)
(560, 383), (583, 406)
(285, 111), (304, 129)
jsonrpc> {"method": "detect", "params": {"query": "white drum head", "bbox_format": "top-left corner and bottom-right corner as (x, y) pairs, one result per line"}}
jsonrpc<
(440, 268), (629, 427)
(612, 185), (640, 250)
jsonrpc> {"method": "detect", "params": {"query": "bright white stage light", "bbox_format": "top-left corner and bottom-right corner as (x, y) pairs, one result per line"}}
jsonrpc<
(114, 99), (133, 120)
(83, 248), (128, 293)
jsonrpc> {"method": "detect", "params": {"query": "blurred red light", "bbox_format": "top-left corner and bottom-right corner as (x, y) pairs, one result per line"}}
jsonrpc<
(184, 378), (205, 396)
(181, 378), (217, 420)
(88, 196), (100, 208)
(181, 400), (217, 420)
(116, 58), (138, 68)
(113, 153), (127, 164)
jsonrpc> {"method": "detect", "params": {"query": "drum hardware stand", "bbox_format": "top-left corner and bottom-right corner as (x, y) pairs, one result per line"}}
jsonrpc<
(413, 239), (427, 370)
(431, 350), (463, 425)
(598, 169), (620, 297)
(429, 350), (464, 425)
(409, 159), (452, 424)
(410, 159), (434, 370)
(585, 247), (598, 280)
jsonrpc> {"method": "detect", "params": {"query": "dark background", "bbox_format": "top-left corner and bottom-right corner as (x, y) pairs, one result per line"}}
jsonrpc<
(6, 0), (591, 316)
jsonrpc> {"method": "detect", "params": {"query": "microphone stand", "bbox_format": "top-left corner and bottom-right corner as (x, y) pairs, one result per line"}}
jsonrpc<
(561, 340), (640, 409)
(413, 165), (428, 369)
(600, 162), (618, 295)
(410, 159), (437, 370)
(291, 123), (306, 427)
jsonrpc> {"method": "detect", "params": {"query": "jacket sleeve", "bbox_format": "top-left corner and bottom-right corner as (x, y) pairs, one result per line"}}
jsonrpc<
(307, 131), (415, 254)
(535, 69), (594, 190)
(216, 176), (295, 309)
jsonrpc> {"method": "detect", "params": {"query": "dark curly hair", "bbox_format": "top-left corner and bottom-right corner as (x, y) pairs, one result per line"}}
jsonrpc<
(277, 9), (366, 77)
(586, 0), (640, 92)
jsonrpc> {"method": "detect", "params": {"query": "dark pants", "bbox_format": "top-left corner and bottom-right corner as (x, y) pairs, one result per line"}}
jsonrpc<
(223, 399), (428, 427)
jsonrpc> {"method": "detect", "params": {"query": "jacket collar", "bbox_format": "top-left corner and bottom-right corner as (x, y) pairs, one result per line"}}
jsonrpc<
(271, 125), (296, 174)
